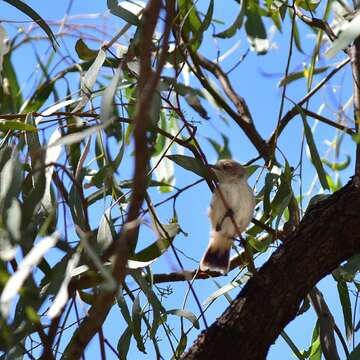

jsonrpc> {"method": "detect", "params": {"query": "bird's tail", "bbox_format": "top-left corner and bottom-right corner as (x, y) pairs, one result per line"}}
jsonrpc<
(200, 231), (232, 274)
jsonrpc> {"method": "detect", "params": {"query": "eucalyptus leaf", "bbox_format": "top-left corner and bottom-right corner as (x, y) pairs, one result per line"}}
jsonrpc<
(166, 155), (215, 181)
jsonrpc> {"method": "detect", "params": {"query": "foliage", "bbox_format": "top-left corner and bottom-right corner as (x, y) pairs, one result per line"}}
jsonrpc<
(0, 0), (359, 359)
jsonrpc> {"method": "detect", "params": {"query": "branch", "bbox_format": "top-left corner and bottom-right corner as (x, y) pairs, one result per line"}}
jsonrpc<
(293, 5), (337, 41)
(187, 50), (270, 161)
(61, 1), (167, 358)
(182, 177), (360, 359)
(268, 57), (350, 147)
(300, 108), (355, 135)
(351, 37), (360, 176)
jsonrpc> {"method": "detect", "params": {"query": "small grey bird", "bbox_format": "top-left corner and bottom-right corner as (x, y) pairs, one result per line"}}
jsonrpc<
(200, 159), (255, 274)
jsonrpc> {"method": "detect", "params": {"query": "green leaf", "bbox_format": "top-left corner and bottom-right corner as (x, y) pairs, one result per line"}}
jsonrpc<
(97, 209), (115, 250)
(245, 9), (269, 54)
(333, 254), (360, 282)
(0, 120), (36, 132)
(348, 343), (360, 360)
(166, 155), (215, 181)
(185, 94), (209, 119)
(263, 172), (278, 214)
(214, 0), (246, 38)
(130, 223), (179, 262)
(298, 107), (329, 190)
(204, 280), (242, 306)
(107, 0), (139, 25)
(172, 333), (187, 360)
(131, 270), (165, 338)
(337, 280), (353, 340)
(117, 289), (133, 327)
(309, 321), (322, 360)
(322, 155), (350, 171)
(117, 326), (132, 360)
(22, 80), (55, 113)
(100, 67), (122, 125)
(280, 331), (305, 360)
(207, 134), (232, 160)
(165, 309), (199, 329)
(132, 294), (146, 353)
(0, 234), (58, 317)
(296, 0), (320, 11)
(75, 39), (99, 61)
(2, 54), (23, 113)
(278, 66), (329, 87)
(3, 0), (59, 51)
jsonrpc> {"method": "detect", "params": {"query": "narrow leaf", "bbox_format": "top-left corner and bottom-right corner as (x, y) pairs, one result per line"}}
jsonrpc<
(337, 280), (353, 340)
(166, 155), (214, 181)
(165, 309), (199, 329)
(0, 233), (59, 317)
(298, 107), (329, 190)
(3, 0), (58, 50)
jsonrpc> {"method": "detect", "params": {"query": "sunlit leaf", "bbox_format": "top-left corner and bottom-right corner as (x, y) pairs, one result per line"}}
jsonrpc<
(0, 233), (59, 317)
(97, 208), (115, 250)
(325, 15), (360, 58)
(47, 251), (80, 318)
(164, 309), (199, 329)
(322, 155), (350, 171)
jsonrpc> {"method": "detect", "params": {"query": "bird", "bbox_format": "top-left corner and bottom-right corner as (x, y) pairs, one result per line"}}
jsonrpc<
(200, 159), (255, 274)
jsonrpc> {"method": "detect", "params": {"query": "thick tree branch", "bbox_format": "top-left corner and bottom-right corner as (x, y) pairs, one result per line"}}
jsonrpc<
(182, 177), (360, 359)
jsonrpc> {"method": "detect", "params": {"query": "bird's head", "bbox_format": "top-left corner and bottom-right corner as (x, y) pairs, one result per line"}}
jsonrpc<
(210, 159), (247, 183)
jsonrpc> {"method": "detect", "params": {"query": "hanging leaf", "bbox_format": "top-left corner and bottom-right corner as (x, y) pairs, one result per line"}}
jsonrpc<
(336, 280), (353, 340)
(166, 155), (215, 181)
(132, 294), (146, 353)
(3, 0), (59, 50)
(75, 39), (99, 61)
(21, 80), (55, 113)
(325, 15), (360, 58)
(297, 106), (329, 190)
(214, 0), (246, 38)
(100, 67), (122, 125)
(107, 0), (140, 25)
(278, 66), (329, 87)
(117, 326), (133, 360)
(47, 251), (80, 319)
(322, 155), (350, 171)
(0, 233), (59, 317)
(97, 208), (115, 250)
(245, 9), (269, 54)
(164, 309), (199, 329)
(130, 223), (179, 262)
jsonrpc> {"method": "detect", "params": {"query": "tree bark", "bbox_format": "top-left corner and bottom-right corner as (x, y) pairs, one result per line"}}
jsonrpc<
(182, 177), (360, 360)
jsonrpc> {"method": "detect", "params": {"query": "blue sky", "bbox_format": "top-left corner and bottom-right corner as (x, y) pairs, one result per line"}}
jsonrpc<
(0, 0), (358, 359)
